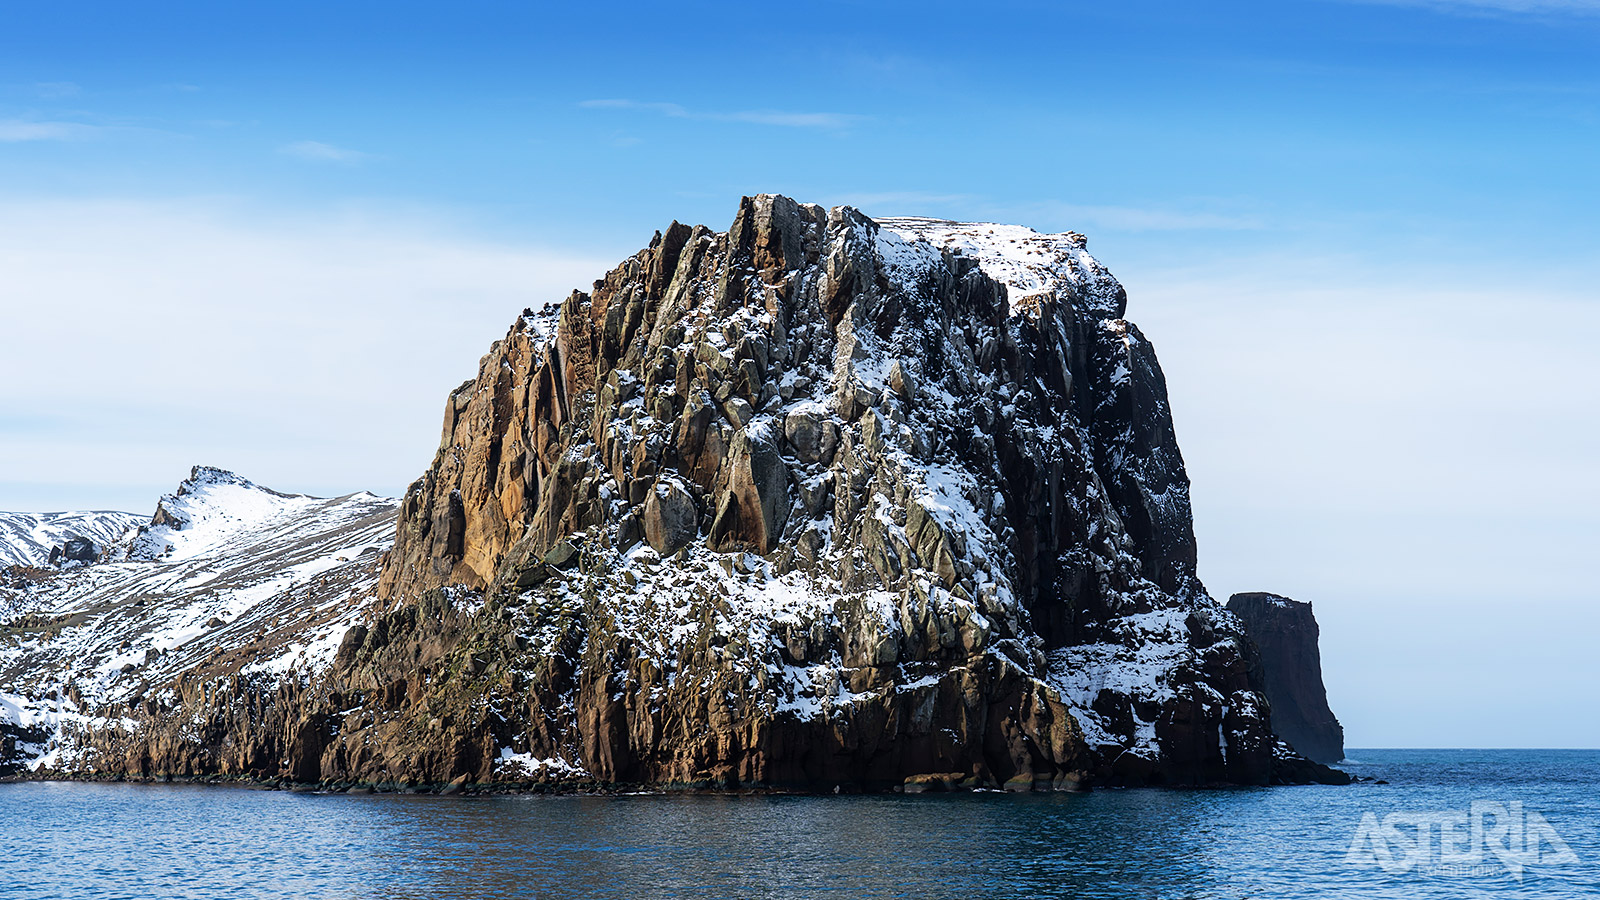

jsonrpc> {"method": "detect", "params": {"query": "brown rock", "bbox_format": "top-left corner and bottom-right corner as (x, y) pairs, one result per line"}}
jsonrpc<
(642, 479), (698, 557)
(707, 428), (789, 554)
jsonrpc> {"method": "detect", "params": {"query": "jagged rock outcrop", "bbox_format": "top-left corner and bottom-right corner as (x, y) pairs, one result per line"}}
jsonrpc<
(1226, 592), (1345, 764)
(46, 538), (101, 567)
(339, 195), (1341, 789)
(1, 197), (1348, 790)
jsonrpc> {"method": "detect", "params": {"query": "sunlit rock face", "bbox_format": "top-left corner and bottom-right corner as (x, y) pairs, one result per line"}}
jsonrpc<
(355, 194), (1341, 789)
(1, 196), (1346, 790)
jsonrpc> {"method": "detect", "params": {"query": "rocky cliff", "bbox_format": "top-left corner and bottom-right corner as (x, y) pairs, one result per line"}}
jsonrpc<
(1, 196), (1347, 790)
(1226, 592), (1345, 764)
(339, 195), (1341, 789)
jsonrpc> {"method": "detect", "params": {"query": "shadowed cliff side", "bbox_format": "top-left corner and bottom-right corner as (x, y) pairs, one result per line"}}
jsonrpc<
(1227, 592), (1345, 765)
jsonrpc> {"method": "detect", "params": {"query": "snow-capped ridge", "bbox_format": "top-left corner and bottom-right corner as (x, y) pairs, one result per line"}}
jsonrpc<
(0, 469), (400, 774)
(874, 216), (1125, 319)
(128, 466), (324, 562)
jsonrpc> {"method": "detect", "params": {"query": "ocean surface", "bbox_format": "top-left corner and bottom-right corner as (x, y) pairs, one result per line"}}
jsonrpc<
(1, 750), (1595, 899)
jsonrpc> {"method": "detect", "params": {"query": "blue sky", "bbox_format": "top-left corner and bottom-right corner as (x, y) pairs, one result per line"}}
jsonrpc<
(2, 0), (1597, 747)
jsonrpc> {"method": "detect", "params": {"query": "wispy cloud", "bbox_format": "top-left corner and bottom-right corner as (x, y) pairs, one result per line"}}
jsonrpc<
(1351, 0), (1600, 16)
(279, 140), (369, 163)
(0, 195), (621, 511)
(581, 99), (687, 115)
(34, 81), (81, 99)
(720, 110), (861, 128)
(580, 99), (863, 130)
(0, 119), (100, 142)
(1043, 203), (1264, 232)
(829, 191), (981, 211)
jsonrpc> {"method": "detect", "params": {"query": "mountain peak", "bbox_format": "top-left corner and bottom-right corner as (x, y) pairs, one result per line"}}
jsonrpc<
(129, 466), (315, 561)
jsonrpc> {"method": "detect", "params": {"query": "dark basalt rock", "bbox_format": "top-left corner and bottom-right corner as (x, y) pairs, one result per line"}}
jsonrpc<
(1227, 592), (1346, 765)
(47, 537), (99, 567)
(328, 195), (1342, 790)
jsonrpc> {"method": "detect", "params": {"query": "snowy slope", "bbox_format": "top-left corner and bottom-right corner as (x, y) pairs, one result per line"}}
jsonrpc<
(0, 511), (143, 568)
(874, 216), (1124, 318)
(0, 467), (398, 771)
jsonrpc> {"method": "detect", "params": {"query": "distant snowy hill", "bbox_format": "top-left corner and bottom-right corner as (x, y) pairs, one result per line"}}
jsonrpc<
(0, 466), (398, 772)
(0, 510), (144, 568)
(125, 466), (338, 562)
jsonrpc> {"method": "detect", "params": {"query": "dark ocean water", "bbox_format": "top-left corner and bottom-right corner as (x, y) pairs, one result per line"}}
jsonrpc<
(1, 750), (1595, 899)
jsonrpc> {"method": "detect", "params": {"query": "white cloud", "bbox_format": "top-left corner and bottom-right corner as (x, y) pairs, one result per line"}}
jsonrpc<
(580, 98), (863, 130)
(717, 110), (861, 129)
(580, 99), (688, 116)
(279, 140), (370, 163)
(0, 197), (622, 512)
(0, 119), (99, 142)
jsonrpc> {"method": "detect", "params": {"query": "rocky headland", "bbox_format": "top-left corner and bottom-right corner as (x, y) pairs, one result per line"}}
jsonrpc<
(1, 195), (1348, 791)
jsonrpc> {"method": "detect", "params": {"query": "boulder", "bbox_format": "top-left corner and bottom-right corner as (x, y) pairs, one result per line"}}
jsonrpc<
(708, 428), (789, 553)
(642, 479), (698, 557)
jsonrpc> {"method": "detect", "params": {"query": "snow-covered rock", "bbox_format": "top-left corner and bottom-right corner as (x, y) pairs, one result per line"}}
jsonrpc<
(0, 510), (142, 568)
(348, 195), (1343, 789)
(0, 196), (1346, 790)
(0, 466), (396, 775)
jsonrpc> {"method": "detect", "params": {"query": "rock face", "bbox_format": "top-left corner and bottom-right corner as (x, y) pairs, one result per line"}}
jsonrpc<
(1226, 592), (1345, 765)
(344, 195), (1341, 789)
(47, 538), (100, 567)
(0, 197), (1347, 790)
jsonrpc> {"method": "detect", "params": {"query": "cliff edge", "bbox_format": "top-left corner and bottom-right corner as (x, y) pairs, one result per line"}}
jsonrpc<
(1226, 592), (1345, 765)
